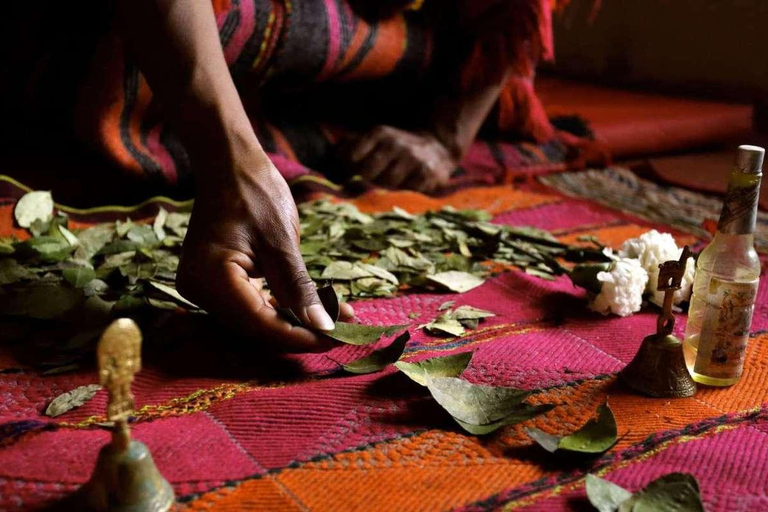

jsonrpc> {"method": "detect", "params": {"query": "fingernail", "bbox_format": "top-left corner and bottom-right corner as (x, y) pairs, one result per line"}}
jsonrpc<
(307, 304), (336, 331)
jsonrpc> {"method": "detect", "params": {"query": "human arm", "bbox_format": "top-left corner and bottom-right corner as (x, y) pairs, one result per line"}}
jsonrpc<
(115, 0), (352, 351)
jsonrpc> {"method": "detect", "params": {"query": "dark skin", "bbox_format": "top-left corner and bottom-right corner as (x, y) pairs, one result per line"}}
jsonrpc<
(118, 0), (505, 351)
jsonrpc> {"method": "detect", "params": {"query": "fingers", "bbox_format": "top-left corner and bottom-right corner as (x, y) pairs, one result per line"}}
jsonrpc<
(339, 301), (355, 320)
(401, 170), (432, 194)
(180, 254), (336, 352)
(267, 284), (355, 321)
(377, 158), (419, 189)
(259, 240), (336, 332)
(358, 143), (398, 183)
(347, 133), (382, 164)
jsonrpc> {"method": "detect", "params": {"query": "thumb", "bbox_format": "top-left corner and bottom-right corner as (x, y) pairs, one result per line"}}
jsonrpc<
(260, 243), (336, 332)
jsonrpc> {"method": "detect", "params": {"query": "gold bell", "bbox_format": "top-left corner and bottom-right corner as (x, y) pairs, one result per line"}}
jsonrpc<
(79, 319), (174, 512)
(620, 247), (697, 398)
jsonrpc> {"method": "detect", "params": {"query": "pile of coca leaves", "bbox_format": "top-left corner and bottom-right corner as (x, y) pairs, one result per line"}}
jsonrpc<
(0, 193), (608, 320)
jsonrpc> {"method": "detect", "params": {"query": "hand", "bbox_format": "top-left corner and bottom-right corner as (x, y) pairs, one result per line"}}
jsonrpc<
(340, 125), (457, 194)
(177, 148), (353, 352)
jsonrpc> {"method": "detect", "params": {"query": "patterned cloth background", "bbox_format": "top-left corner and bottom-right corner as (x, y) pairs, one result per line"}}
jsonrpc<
(1, 159), (767, 510)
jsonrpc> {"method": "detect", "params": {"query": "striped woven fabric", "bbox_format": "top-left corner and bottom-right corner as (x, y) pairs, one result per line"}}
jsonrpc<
(0, 0), (560, 195)
(1, 168), (767, 510)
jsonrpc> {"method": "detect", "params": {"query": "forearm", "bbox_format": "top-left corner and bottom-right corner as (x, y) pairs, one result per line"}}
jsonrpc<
(115, 0), (263, 178)
(428, 70), (508, 161)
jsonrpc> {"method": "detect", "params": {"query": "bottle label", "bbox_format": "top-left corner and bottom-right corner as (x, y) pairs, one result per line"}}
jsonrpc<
(694, 277), (758, 379)
(718, 173), (761, 235)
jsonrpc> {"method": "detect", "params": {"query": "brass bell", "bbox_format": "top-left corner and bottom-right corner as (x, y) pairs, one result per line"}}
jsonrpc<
(78, 319), (174, 512)
(620, 247), (697, 398)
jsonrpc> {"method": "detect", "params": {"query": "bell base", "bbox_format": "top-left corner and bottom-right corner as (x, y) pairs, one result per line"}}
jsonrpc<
(620, 334), (697, 398)
(78, 439), (174, 512)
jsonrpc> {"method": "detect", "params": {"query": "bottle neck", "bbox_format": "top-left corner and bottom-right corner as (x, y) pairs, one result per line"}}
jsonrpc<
(717, 169), (761, 235)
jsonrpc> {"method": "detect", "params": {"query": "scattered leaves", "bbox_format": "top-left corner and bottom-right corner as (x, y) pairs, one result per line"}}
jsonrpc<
(427, 271), (485, 293)
(326, 322), (409, 346)
(426, 376), (530, 425)
(147, 280), (197, 309)
(395, 352), (473, 386)
(62, 267), (96, 288)
(527, 403), (617, 454)
(426, 376), (550, 435)
(421, 305), (495, 337)
(343, 331), (410, 374)
(585, 474), (633, 512)
(3, 193), (606, 333)
(586, 473), (704, 512)
(45, 384), (102, 417)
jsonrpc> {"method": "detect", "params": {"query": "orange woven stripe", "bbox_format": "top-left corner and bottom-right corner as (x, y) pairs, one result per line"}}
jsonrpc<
(558, 224), (698, 250)
(346, 186), (560, 215)
(182, 476), (303, 511)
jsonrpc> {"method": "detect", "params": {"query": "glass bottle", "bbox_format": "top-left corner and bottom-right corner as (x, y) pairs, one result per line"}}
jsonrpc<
(683, 145), (764, 386)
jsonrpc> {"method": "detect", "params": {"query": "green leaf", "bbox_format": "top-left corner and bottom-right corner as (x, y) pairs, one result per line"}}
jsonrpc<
(114, 294), (148, 313)
(585, 473), (704, 512)
(526, 427), (561, 453)
(426, 376), (530, 426)
(326, 322), (409, 346)
(438, 300), (455, 311)
(585, 475), (633, 512)
(528, 403), (617, 454)
(321, 261), (374, 280)
(0, 238), (15, 254)
(395, 352), (473, 386)
(147, 280), (198, 309)
(45, 384), (102, 417)
(75, 224), (116, 259)
(569, 263), (611, 294)
(0, 284), (85, 320)
(62, 267), (96, 288)
(427, 271), (485, 293)
(153, 207), (168, 241)
(0, 258), (34, 285)
(621, 473), (704, 512)
(452, 305), (495, 320)
(115, 218), (135, 238)
(126, 224), (158, 246)
(57, 225), (80, 247)
(343, 331), (410, 374)
(14, 191), (54, 228)
(15, 236), (74, 262)
(358, 263), (399, 285)
(83, 279), (109, 297)
(422, 313), (465, 337)
(453, 404), (554, 435)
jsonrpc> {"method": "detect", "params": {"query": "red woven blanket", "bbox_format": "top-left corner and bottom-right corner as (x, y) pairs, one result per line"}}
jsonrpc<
(1, 161), (767, 511)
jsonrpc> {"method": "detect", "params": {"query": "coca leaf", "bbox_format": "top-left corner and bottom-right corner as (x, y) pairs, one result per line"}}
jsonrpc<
(45, 384), (102, 417)
(62, 267), (96, 288)
(326, 322), (408, 346)
(426, 376), (530, 426)
(586, 473), (704, 512)
(394, 352), (473, 386)
(528, 403), (617, 455)
(427, 271), (485, 293)
(343, 331), (410, 374)
(454, 404), (554, 435)
(585, 475), (633, 512)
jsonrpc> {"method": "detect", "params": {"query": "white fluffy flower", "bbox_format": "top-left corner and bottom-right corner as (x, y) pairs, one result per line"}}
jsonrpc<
(619, 230), (695, 306)
(589, 258), (648, 317)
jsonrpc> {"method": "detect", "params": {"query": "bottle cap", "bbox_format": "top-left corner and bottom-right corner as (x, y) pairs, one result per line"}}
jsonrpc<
(735, 145), (765, 174)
